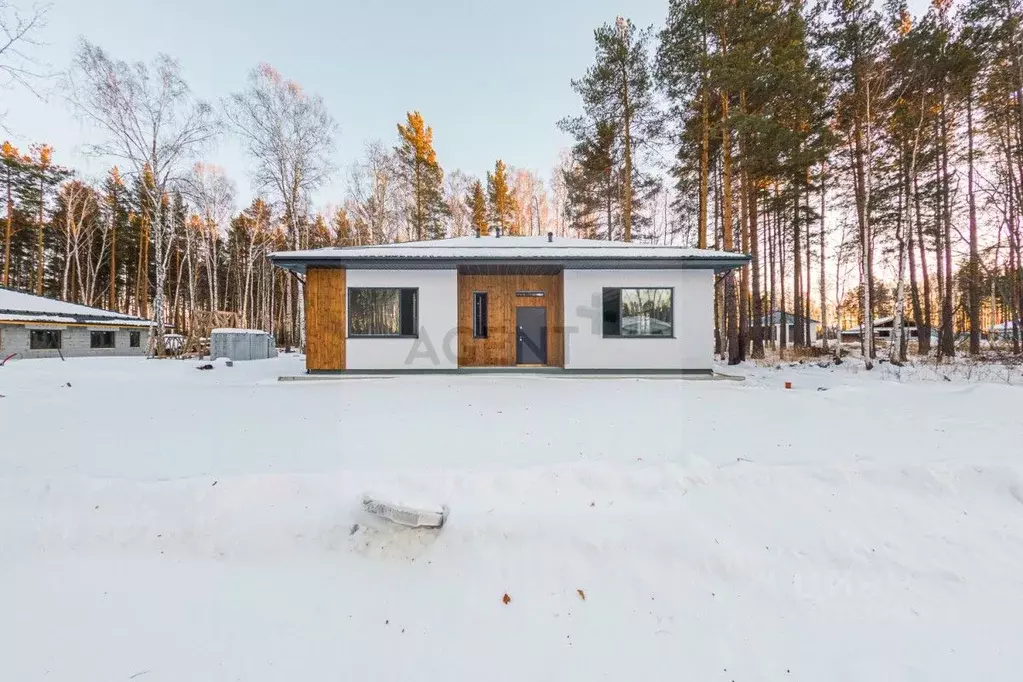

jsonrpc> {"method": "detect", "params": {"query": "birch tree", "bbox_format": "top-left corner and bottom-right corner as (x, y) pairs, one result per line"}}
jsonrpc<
(66, 39), (218, 353)
(225, 64), (336, 349)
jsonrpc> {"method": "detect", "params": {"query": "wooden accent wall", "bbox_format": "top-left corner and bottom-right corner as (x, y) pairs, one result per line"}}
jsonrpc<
(305, 268), (346, 371)
(457, 272), (564, 367)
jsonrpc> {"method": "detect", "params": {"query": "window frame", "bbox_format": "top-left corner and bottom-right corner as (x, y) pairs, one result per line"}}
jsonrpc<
(601, 287), (675, 339)
(472, 291), (488, 339)
(90, 330), (116, 349)
(346, 287), (419, 338)
(29, 329), (62, 350)
(129, 331), (141, 348)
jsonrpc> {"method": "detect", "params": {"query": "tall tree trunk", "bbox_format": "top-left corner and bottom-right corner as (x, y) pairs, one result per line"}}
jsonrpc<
(721, 91), (739, 365)
(36, 175), (45, 295)
(913, 160), (932, 353)
(698, 82), (710, 249)
(966, 83), (981, 355)
(109, 210), (117, 311)
(939, 104), (955, 357)
(621, 45), (633, 243)
(819, 163), (829, 352)
(750, 183), (764, 358)
(779, 189), (787, 351)
(805, 174), (812, 345)
(792, 183), (803, 346)
(3, 166), (12, 287)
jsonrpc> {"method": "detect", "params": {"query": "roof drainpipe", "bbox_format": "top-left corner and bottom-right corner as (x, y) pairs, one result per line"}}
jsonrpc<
(547, 231), (553, 243)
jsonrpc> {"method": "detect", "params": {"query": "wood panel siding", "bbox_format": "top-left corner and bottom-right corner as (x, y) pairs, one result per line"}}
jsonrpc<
(457, 272), (563, 367)
(305, 268), (346, 371)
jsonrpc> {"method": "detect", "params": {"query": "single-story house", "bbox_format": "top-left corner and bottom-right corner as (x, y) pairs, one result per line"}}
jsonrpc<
(760, 311), (818, 345)
(0, 286), (151, 360)
(840, 316), (938, 344)
(269, 233), (749, 374)
(988, 321), (1020, 342)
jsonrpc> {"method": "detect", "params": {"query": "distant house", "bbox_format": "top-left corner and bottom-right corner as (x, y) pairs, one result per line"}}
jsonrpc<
(760, 311), (818, 345)
(0, 287), (151, 360)
(840, 316), (937, 344)
(988, 321), (1021, 343)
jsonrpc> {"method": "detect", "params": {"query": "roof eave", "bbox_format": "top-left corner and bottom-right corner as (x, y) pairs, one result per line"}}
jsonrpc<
(269, 254), (751, 274)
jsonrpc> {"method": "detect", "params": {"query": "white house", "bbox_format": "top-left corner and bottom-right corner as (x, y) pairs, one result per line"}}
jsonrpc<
(269, 234), (749, 374)
(0, 287), (151, 361)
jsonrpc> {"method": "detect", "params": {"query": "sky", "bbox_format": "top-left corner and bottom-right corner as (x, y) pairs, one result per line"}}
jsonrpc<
(4, 0), (670, 207)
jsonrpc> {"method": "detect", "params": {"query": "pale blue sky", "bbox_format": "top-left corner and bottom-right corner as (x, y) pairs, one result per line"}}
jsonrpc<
(5, 0), (668, 205)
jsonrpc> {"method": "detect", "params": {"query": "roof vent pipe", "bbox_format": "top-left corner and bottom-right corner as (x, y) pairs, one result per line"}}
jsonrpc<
(547, 231), (553, 243)
(495, 227), (501, 238)
(475, 228), (480, 238)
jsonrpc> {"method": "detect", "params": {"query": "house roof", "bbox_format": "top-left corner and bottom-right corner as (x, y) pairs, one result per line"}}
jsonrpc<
(0, 287), (152, 328)
(761, 311), (820, 325)
(269, 235), (751, 273)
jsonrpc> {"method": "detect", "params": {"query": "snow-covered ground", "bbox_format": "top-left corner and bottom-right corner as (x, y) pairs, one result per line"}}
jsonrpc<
(1, 355), (1022, 681)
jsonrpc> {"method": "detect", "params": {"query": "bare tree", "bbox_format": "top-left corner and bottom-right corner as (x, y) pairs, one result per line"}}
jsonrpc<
(348, 141), (397, 244)
(65, 39), (218, 353)
(0, 0), (49, 119)
(224, 64), (337, 349)
(185, 162), (235, 313)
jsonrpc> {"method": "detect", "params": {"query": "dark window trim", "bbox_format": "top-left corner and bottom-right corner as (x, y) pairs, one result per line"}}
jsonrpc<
(472, 291), (488, 339)
(90, 330), (116, 349)
(129, 331), (141, 348)
(346, 287), (419, 338)
(29, 329), (62, 350)
(601, 286), (676, 339)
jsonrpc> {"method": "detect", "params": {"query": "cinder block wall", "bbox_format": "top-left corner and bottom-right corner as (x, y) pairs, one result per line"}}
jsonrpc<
(0, 325), (150, 360)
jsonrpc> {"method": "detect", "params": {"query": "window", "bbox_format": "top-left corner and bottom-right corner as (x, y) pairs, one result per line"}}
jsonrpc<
(348, 288), (418, 337)
(91, 330), (116, 348)
(129, 331), (141, 348)
(473, 292), (488, 338)
(602, 288), (673, 337)
(30, 329), (62, 350)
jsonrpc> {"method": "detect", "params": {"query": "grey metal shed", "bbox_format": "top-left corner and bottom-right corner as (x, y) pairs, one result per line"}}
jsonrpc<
(209, 328), (278, 361)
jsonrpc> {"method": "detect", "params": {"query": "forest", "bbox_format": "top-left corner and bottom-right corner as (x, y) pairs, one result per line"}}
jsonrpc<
(1, 0), (1021, 364)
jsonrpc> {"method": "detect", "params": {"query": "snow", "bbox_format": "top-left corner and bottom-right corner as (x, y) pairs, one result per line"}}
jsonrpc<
(0, 287), (148, 325)
(271, 234), (745, 263)
(1, 355), (1022, 681)
(210, 327), (272, 335)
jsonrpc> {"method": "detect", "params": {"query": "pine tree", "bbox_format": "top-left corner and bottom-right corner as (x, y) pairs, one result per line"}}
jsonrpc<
(486, 160), (516, 234)
(563, 120), (618, 239)
(466, 179), (488, 236)
(1, 140), (29, 287)
(394, 111), (448, 240)
(564, 17), (659, 241)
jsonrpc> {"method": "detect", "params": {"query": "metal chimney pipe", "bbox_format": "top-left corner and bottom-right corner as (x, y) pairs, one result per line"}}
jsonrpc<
(547, 231), (553, 243)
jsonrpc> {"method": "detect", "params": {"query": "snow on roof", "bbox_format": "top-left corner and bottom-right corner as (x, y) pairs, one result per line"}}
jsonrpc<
(270, 235), (748, 265)
(0, 287), (150, 327)
(211, 328), (271, 335)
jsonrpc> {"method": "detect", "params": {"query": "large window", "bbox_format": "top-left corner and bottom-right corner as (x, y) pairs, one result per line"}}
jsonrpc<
(472, 292), (488, 338)
(348, 288), (418, 337)
(129, 331), (141, 348)
(602, 287), (673, 337)
(91, 330), (116, 348)
(30, 329), (62, 350)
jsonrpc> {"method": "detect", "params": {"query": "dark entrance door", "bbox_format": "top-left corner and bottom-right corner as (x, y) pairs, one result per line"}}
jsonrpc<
(516, 306), (547, 365)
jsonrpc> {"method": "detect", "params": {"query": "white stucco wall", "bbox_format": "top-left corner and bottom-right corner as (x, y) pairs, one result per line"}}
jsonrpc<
(344, 269), (458, 370)
(562, 269), (714, 371)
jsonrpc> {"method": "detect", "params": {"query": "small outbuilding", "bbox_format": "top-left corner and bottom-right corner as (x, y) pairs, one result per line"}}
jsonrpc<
(760, 311), (819, 345)
(209, 328), (278, 361)
(269, 234), (750, 374)
(0, 286), (151, 360)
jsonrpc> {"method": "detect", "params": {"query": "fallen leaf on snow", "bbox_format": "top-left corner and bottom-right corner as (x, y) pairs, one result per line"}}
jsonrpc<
(502, 593), (511, 605)
(577, 589), (586, 601)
